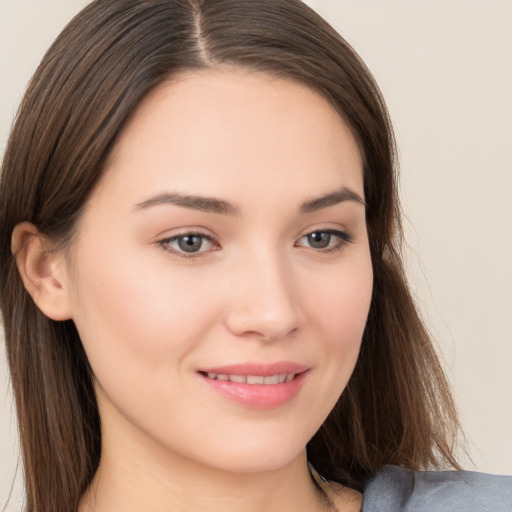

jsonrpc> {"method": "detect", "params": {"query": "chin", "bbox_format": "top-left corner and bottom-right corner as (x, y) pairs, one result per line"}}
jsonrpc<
(202, 446), (306, 475)
(175, 424), (314, 475)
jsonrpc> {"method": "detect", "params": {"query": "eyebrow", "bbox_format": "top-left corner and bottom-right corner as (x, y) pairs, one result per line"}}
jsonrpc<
(299, 187), (366, 213)
(135, 192), (239, 215)
(134, 186), (365, 215)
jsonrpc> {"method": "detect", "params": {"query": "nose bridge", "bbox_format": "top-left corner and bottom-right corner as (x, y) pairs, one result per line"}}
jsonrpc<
(224, 243), (301, 340)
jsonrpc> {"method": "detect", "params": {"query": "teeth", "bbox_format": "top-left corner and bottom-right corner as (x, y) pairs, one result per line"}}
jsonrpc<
(246, 375), (264, 384)
(205, 372), (295, 384)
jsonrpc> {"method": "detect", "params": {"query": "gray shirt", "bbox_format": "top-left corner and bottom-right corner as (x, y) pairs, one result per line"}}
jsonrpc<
(362, 466), (512, 511)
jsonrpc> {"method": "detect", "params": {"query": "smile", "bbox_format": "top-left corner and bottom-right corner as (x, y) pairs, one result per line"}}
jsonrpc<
(204, 372), (296, 384)
(198, 363), (309, 408)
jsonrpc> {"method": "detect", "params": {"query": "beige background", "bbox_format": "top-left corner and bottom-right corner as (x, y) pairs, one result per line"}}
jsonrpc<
(1, 0), (511, 508)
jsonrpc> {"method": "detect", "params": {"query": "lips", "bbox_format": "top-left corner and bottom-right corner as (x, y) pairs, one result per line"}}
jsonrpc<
(198, 362), (309, 408)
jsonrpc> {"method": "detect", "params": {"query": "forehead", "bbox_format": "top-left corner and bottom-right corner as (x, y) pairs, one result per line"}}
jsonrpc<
(99, 69), (364, 209)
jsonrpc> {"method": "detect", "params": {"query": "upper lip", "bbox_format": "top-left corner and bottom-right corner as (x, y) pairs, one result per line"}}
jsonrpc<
(198, 362), (309, 376)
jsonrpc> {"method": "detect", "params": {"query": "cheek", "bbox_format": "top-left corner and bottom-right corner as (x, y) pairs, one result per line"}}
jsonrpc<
(307, 252), (373, 341)
(69, 249), (222, 387)
(303, 250), (373, 398)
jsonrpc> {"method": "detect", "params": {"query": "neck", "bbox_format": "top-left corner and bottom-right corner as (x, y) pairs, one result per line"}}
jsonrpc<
(79, 411), (329, 512)
(81, 449), (328, 512)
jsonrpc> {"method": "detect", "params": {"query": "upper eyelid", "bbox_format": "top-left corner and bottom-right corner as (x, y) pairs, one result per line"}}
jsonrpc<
(162, 230), (214, 240)
(157, 227), (216, 241)
(297, 227), (352, 241)
(301, 227), (349, 236)
(157, 226), (351, 242)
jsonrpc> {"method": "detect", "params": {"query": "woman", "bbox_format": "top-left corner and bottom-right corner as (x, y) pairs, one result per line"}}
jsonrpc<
(0, 1), (510, 511)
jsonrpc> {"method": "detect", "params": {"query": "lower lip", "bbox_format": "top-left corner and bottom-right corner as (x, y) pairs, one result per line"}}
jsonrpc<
(199, 371), (308, 409)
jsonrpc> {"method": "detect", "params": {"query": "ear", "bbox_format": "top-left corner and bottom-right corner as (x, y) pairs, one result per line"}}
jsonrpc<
(11, 222), (73, 321)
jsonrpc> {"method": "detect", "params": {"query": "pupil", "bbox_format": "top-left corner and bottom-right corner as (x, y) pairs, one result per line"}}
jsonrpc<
(178, 235), (202, 253)
(308, 232), (330, 249)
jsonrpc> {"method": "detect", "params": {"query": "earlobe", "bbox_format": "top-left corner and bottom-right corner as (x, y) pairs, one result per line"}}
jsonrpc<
(11, 222), (73, 321)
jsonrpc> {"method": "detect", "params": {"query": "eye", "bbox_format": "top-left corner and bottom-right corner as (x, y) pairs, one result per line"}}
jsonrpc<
(158, 232), (218, 257)
(295, 229), (353, 252)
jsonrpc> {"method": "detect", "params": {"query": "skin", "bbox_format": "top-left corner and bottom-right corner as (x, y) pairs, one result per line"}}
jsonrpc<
(14, 70), (372, 511)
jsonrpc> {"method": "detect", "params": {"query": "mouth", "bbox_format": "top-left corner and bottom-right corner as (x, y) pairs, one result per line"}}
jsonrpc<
(199, 372), (297, 384)
(197, 363), (309, 408)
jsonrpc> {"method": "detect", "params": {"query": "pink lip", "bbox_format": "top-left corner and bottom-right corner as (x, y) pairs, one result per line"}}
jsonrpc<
(198, 362), (309, 409)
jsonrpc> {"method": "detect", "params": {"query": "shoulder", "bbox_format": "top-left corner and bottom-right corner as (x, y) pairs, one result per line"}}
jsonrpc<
(362, 465), (512, 512)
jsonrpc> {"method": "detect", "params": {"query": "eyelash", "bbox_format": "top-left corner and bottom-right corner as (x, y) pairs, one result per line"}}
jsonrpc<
(157, 228), (353, 259)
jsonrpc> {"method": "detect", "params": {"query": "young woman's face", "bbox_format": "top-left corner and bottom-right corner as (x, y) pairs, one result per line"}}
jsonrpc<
(65, 70), (373, 473)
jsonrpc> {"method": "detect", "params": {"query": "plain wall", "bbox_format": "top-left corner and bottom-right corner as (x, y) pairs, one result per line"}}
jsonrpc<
(1, 0), (511, 509)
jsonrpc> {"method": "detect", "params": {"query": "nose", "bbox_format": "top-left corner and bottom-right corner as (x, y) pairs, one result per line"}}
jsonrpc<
(223, 251), (303, 341)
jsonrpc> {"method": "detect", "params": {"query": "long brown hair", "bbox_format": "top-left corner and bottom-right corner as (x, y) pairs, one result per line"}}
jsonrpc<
(0, 1), (460, 510)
